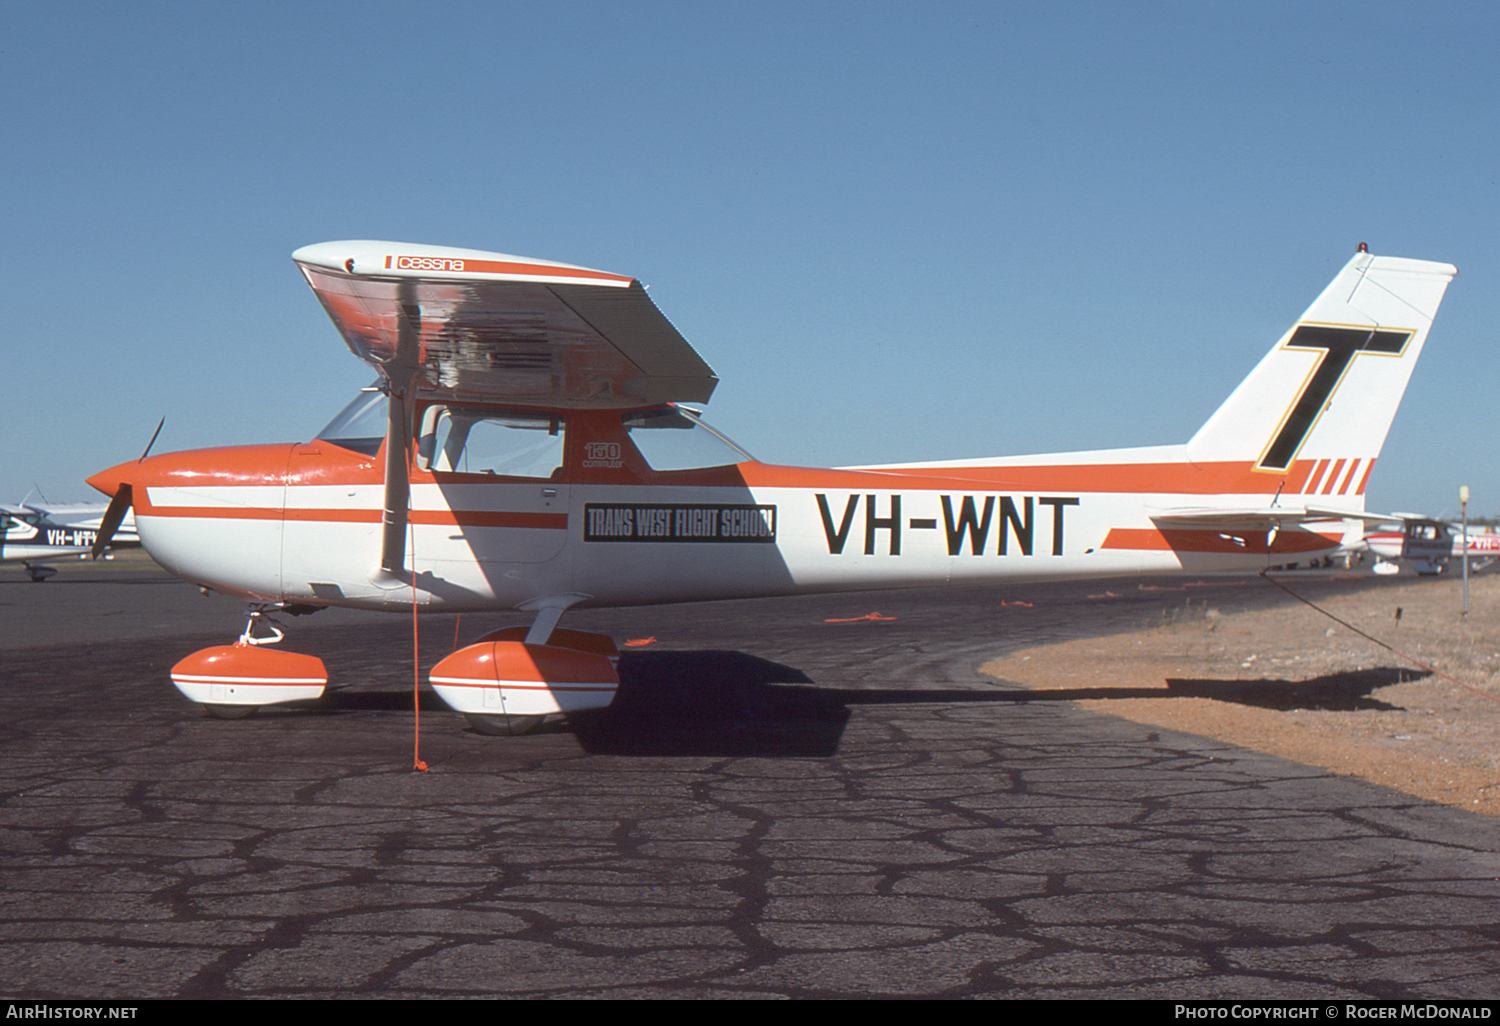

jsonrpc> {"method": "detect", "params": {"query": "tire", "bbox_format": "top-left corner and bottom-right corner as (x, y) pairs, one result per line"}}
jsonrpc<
(204, 704), (259, 720)
(464, 713), (546, 736)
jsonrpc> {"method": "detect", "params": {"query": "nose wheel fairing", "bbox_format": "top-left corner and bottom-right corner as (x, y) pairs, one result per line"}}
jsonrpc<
(168, 606), (327, 715)
(169, 644), (328, 711)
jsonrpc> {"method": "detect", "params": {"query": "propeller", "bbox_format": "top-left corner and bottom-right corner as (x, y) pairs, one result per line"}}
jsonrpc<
(90, 417), (163, 559)
(90, 485), (133, 559)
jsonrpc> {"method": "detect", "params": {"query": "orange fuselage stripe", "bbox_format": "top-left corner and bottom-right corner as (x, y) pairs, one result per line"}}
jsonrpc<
(739, 458), (1326, 495)
(140, 505), (568, 530)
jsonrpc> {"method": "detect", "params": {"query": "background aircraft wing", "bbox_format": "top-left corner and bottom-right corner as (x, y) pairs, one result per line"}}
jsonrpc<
(293, 241), (718, 408)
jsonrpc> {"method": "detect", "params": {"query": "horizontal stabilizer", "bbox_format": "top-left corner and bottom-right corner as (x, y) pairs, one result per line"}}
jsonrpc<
(1148, 506), (1352, 531)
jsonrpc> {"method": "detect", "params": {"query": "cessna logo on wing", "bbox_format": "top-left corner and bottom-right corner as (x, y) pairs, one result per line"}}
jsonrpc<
(393, 255), (466, 272)
(585, 503), (777, 543)
(816, 494), (1079, 556)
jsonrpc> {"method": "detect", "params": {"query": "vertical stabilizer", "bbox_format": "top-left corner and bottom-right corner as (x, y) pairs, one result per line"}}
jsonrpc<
(1186, 251), (1455, 504)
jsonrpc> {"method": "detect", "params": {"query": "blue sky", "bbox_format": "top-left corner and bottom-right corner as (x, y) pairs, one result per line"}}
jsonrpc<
(4, 1), (1497, 517)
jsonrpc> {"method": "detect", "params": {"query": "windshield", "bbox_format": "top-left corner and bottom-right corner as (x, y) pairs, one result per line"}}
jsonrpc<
(623, 407), (753, 471)
(316, 388), (388, 456)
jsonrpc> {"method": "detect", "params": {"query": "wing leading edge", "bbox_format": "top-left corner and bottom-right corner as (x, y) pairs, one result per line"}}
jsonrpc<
(292, 241), (718, 408)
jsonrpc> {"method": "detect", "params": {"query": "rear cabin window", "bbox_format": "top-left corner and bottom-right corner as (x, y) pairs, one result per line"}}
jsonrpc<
(622, 407), (752, 471)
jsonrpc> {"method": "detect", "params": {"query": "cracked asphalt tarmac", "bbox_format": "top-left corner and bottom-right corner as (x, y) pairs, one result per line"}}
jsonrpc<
(2, 559), (1497, 998)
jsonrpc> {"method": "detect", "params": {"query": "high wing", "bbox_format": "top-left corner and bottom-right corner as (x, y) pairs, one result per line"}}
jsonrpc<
(292, 241), (718, 408)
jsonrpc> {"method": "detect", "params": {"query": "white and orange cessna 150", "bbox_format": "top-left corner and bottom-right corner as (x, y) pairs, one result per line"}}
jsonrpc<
(87, 242), (1455, 734)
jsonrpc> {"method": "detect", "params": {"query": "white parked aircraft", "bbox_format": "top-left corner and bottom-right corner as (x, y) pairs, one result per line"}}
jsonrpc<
(0, 507), (91, 581)
(1, 497), (138, 580)
(12, 497), (138, 544)
(87, 242), (1456, 732)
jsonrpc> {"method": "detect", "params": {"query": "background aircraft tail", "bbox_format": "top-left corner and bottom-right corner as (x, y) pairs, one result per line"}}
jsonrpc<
(1185, 250), (1456, 504)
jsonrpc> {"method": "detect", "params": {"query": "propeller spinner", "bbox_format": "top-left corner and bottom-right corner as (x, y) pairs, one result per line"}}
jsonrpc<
(88, 417), (163, 559)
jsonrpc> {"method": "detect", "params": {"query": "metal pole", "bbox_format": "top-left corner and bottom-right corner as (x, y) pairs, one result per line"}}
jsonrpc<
(1460, 484), (1470, 620)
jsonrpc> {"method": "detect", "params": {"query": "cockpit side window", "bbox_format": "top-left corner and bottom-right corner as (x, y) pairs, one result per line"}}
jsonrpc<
(418, 405), (566, 479)
(2, 511), (41, 538)
(621, 407), (753, 472)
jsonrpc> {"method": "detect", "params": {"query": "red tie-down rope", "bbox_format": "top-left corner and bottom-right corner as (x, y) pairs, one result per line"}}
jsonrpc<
(1258, 569), (1500, 706)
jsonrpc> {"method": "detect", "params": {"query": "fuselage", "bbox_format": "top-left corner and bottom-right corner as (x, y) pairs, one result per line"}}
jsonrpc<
(0, 506), (94, 562)
(88, 398), (1350, 612)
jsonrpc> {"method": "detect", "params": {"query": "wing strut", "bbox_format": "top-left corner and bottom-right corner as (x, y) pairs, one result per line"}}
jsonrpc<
(378, 280), (421, 579)
(378, 383), (413, 576)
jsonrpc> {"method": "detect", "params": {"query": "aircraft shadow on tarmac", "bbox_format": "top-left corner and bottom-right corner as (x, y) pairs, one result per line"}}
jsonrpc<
(571, 650), (841, 757)
(305, 653), (1421, 758)
(1160, 667), (1421, 711)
